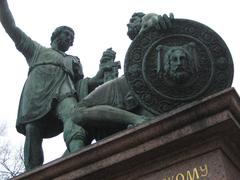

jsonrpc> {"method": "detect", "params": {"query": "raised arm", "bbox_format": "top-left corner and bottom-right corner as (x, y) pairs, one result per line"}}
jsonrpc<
(0, 0), (36, 61)
(0, 0), (22, 43)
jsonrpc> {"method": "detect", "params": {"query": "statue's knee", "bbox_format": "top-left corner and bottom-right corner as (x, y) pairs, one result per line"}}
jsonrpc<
(63, 123), (87, 145)
(70, 107), (88, 126)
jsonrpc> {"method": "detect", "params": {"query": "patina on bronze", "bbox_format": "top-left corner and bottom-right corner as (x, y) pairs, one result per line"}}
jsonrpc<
(125, 19), (234, 115)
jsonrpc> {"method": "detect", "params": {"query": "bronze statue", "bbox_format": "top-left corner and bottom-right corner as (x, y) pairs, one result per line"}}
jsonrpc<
(0, 0), (146, 171)
(2, 0), (231, 172)
(0, 0), (100, 170)
(73, 11), (233, 137)
(72, 13), (174, 133)
(0, 0), (155, 170)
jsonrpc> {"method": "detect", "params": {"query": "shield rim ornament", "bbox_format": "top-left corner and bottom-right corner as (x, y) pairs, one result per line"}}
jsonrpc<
(124, 18), (234, 115)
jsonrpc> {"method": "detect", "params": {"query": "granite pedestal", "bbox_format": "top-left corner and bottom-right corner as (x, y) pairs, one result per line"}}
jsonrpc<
(14, 88), (240, 180)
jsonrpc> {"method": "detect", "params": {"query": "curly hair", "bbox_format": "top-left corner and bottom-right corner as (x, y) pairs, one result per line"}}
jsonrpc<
(132, 12), (145, 20)
(50, 26), (75, 46)
(127, 12), (146, 40)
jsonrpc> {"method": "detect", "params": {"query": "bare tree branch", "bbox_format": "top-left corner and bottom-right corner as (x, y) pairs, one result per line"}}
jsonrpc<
(0, 122), (25, 179)
(0, 121), (7, 136)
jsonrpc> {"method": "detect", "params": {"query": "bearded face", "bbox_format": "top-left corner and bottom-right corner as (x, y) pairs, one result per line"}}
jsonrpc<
(166, 49), (192, 84)
(156, 42), (197, 84)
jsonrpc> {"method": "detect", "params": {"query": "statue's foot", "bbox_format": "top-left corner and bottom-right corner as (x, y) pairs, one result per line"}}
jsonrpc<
(127, 116), (150, 128)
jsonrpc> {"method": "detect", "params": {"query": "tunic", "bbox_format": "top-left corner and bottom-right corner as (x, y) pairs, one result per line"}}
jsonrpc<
(15, 30), (84, 138)
(81, 76), (139, 110)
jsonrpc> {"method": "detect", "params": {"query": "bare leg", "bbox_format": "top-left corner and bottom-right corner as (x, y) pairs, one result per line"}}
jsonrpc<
(72, 105), (149, 128)
(24, 123), (43, 171)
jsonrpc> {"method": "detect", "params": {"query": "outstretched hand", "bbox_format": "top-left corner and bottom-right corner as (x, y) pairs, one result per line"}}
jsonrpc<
(140, 13), (174, 32)
(158, 13), (174, 30)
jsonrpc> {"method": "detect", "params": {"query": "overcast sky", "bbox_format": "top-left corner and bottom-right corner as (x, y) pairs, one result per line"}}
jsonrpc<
(0, 0), (239, 164)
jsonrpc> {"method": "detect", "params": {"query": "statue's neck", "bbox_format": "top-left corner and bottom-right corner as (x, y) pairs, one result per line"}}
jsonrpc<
(52, 47), (67, 56)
